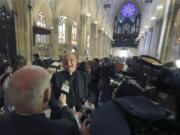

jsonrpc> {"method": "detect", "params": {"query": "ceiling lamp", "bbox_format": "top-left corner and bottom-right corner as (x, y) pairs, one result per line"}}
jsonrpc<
(157, 5), (163, 10)
(94, 21), (98, 24)
(151, 16), (156, 20)
(86, 13), (91, 17)
(144, 25), (149, 29)
(101, 27), (104, 31)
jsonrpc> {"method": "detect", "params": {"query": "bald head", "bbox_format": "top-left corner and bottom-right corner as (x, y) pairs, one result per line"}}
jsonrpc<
(8, 65), (51, 108)
(63, 53), (77, 74)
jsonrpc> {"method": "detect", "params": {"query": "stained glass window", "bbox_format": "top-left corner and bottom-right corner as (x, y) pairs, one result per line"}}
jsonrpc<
(120, 2), (137, 22)
(58, 16), (66, 43)
(37, 12), (46, 27)
(36, 12), (49, 44)
(71, 20), (77, 45)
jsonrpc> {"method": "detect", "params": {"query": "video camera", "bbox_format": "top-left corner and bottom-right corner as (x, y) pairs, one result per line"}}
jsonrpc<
(106, 55), (180, 134)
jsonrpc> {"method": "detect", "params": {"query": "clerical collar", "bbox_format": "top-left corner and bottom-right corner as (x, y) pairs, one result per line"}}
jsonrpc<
(66, 70), (77, 76)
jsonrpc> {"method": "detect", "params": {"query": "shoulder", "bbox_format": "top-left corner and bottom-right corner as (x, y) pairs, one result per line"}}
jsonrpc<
(77, 70), (91, 80)
(52, 70), (67, 77)
(0, 114), (12, 129)
(51, 70), (66, 80)
(48, 119), (79, 135)
(77, 70), (88, 77)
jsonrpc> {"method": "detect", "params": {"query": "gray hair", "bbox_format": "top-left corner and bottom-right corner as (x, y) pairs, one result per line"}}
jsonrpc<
(8, 66), (51, 107)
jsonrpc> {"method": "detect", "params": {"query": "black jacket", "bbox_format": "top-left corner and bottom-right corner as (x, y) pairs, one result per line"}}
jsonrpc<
(0, 111), (79, 135)
(51, 70), (89, 111)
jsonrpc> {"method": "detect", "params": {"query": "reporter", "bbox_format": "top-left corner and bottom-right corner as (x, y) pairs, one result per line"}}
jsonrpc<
(0, 65), (79, 135)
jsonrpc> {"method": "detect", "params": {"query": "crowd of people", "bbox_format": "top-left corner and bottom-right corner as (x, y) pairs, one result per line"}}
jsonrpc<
(0, 52), (119, 135)
(0, 53), (179, 135)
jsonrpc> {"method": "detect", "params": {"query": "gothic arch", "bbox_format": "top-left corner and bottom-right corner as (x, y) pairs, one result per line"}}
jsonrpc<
(0, 0), (13, 14)
(54, 0), (64, 18)
(55, 0), (81, 22)
(89, 0), (97, 21)
(97, 5), (104, 27)
(32, 0), (52, 27)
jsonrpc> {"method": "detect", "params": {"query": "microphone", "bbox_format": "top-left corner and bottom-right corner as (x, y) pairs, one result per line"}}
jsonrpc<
(61, 80), (70, 94)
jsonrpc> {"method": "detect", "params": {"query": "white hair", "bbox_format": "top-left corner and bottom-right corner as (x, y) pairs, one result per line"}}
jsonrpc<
(8, 66), (51, 107)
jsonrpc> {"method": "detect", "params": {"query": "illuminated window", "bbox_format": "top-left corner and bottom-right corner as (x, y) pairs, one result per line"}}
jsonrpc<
(36, 12), (49, 44)
(119, 50), (128, 57)
(120, 2), (137, 22)
(71, 20), (77, 45)
(87, 34), (90, 48)
(37, 12), (46, 27)
(58, 16), (66, 43)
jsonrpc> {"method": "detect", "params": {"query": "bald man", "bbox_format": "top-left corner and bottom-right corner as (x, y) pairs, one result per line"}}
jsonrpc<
(50, 53), (91, 119)
(0, 65), (79, 135)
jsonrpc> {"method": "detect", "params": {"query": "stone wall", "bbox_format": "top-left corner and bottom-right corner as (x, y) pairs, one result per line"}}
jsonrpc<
(1, 0), (113, 62)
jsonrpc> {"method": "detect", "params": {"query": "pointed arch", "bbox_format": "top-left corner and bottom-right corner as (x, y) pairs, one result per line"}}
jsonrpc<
(32, 0), (52, 27)
(0, 0), (13, 14)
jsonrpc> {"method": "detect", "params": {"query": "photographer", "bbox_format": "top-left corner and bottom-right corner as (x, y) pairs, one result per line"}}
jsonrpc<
(91, 56), (180, 135)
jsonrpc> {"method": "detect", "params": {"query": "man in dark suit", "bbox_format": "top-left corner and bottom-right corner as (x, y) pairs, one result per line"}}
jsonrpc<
(0, 65), (79, 135)
(50, 53), (91, 119)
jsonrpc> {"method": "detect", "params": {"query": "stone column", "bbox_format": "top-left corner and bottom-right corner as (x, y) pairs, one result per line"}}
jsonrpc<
(107, 38), (112, 56)
(97, 30), (102, 58)
(154, 19), (163, 58)
(95, 35), (98, 58)
(160, 0), (177, 62)
(149, 21), (160, 57)
(138, 38), (143, 55)
(144, 28), (153, 55)
(104, 35), (108, 57)
(79, 15), (87, 61)
(101, 32), (105, 58)
(143, 33), (148, 55)
(51, 18), (60, 60)
(147, 28), (153, 56)
(13, 0), (32, 63)
(157, 0), (171, 60)
(90, 23), (97, 59)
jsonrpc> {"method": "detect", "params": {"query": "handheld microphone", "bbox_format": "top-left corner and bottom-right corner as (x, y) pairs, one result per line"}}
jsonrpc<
(61, 80), (70, 94)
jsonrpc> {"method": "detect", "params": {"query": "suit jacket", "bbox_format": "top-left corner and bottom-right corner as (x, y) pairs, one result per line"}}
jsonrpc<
(51, 70), (89, 110)
(0, 111), (79, 135)
(49, 93), (77, 124)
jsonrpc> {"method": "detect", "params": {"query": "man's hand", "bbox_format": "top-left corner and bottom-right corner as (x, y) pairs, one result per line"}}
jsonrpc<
(81, 119), (90, 135)
(58, 93), (67, 107)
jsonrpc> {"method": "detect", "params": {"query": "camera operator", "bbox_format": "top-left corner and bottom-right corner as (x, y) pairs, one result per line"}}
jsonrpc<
(91, 56), (180, 135)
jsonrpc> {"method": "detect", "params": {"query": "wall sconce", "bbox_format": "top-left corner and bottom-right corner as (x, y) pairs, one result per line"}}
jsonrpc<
(94, 21), (98, 24)
(101, 27), (104, 31)
(86, 13), (91, 17)
(151, 16), (156, 20)
(157, 5), (163, 10)
(144, 25), (149, 29)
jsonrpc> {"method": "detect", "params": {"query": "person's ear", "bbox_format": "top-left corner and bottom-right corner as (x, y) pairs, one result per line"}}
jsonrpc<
(43, 88), (51, 104)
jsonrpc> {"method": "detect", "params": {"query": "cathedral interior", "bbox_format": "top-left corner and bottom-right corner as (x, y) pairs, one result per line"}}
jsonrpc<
(0, 0), (180, 134)
(0, 0), (179, 63)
